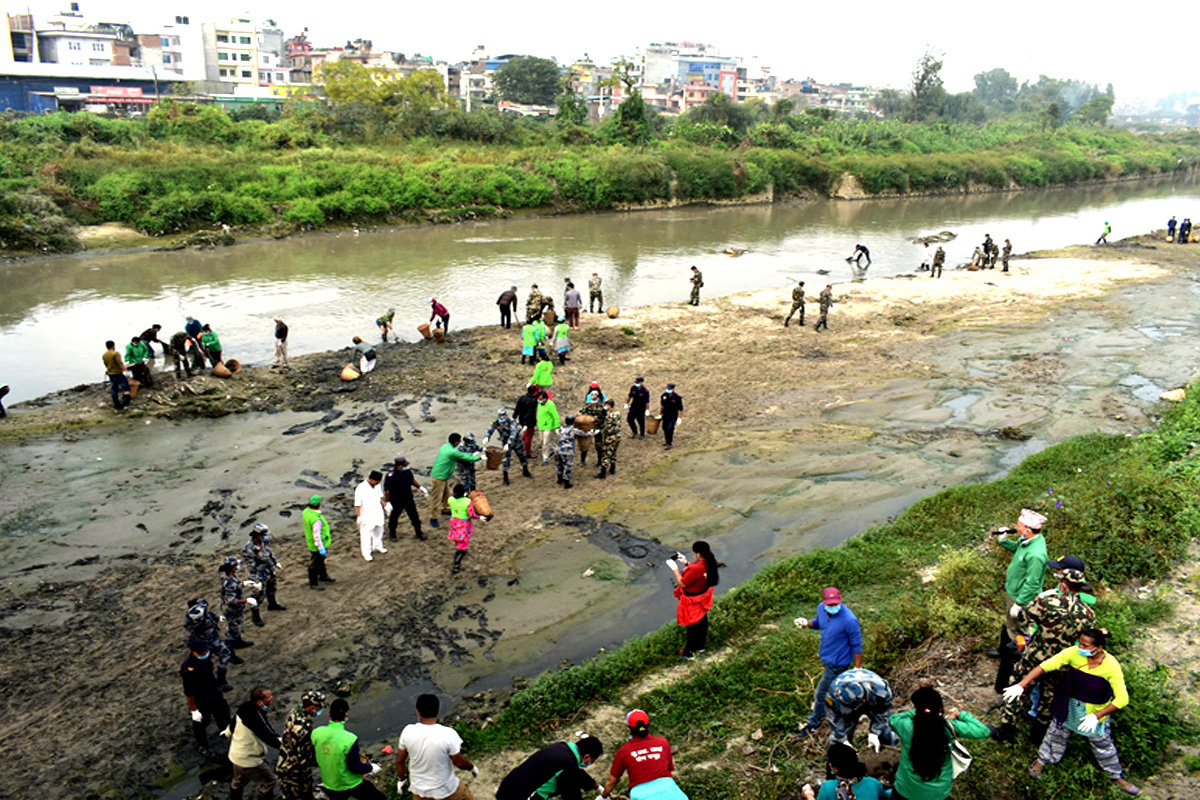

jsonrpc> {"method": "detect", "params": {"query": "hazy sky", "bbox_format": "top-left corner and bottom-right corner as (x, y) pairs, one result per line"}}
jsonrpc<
(16, 0), (1191, 101)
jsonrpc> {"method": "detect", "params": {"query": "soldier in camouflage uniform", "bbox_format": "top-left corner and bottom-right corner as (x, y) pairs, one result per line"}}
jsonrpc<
(931, 246), (945, 278)
(184, 598), (236, 687)
(220, 557), (259, 649)
(484, 408), (530, 485)
(243, 523), (285, 612)
(277, 689), (326, 800)
(784, 280), (806, 327)
(579, 386), (607, 467)
(555, 415), (593, 489)
(994, 556), (1096, 741)
(168, 331), (194, 380)
(813, 285), (833, 332)
(1001, 239), (1012, 272)
(597, 399), (621, 479)
(454, 433), (484, 493)
(824, 668), (900, 748)
(589, 272), (603, 312)
(688, 266), (703, 305)
(526, 284), (545, 323)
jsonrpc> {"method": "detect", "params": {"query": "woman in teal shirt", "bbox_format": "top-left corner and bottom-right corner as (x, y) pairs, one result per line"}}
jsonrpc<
(890, 687), (990, 800)
(802, 743), (888, 800)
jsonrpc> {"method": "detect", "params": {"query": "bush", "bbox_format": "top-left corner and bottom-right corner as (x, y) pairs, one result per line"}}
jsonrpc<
(283, 197), (324, 227)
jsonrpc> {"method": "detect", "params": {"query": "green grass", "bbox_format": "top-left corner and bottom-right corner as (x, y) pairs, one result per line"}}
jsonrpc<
(460, 387), (1200, 797)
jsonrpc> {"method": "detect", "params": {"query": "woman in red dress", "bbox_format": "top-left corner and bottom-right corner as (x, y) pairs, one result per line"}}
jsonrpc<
(668, 541), (719, 659)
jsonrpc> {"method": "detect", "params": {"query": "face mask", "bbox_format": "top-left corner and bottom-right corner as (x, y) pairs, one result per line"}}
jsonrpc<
(1078, 647), (1094, 658)
(665, 389), (674, 394)
(402, 467), (410, 472)
(263, 535), (269, 543)
(824, 604), (841, 615)
(315, 709), (324, 717)
(196, 652), (210, 660)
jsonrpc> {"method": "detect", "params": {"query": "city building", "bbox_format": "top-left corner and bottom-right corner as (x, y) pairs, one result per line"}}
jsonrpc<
(202, 16), (258, 87)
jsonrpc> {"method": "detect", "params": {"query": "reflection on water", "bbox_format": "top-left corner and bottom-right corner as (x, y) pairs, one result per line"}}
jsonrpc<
(2, 174), (1198, 402)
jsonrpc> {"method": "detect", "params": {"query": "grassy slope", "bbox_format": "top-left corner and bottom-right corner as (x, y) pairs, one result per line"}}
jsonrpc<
(459, 387), (1200, 799)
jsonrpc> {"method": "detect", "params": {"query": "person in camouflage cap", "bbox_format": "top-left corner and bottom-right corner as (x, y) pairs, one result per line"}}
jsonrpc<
(277, 690), (327, 800)
(823, 668), (899, 750)
(994, 554), (1096, 742)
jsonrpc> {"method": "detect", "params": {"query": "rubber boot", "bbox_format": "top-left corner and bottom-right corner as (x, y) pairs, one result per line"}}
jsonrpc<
(1028, 720), (1049, 744)
(232, 636), (255, 648)
(216, 669), (233, 691)
(522, 464), (532, 478)
(990, 722), (1016, 743)
(230, 783), (244, 800)
(266, 592), (286, 611)
(250, 607), (264, 628)
(580, 451), (588, 465)
(563, 480), (573, 489)
(609, 463), (616, 475)
(596, 468), (607, 479)
(557, 474), (564, 485)
(229, 652), (245, 665)
(452, 550), (465, 574)
(503, 471), (510, 486)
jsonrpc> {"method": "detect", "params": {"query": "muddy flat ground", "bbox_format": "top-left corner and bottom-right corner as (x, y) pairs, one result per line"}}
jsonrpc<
(1, 237), (1198, 798)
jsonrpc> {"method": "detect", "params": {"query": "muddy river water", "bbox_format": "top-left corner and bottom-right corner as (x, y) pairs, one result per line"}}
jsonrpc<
(2, 175), (1199, 404)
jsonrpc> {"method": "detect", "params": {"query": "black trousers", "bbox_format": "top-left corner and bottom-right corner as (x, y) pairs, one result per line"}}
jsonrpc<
(662, 417), (677, 446)
(308, 551), (330, 586)
(627, 408), (646, 436)
(388, 496), (422, 537)
(500, 305), (512, 328)
(325, 780), (387, 800)
(684, 615), (708, 654)
(192, 692), (231, 748)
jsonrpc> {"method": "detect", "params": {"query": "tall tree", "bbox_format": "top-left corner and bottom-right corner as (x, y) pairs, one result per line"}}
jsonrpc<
(909, 51), (946, 122)
(493, 55), (561, 105)
(972, 68), (1018, 105)
(1073, 95), (1113, 126)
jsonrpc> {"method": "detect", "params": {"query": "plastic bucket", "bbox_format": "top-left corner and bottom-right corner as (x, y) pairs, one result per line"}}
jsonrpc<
(485, 447), (504, 471)
(418, 323), (432, 339)
(646, 415), (661, 434)
(340, 364), (361, 382)
(469, 489), (493, 519)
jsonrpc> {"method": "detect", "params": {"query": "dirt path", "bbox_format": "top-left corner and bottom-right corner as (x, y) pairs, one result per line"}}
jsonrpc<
(1, 238), (1197, 797)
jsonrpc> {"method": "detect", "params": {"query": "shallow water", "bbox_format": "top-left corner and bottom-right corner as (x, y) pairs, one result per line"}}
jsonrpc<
(3, 174), (1200, 403)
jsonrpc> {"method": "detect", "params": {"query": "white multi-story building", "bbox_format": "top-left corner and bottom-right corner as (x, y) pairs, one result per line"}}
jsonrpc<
(202, 16), (258, 86)
(36, 28), (114, 66)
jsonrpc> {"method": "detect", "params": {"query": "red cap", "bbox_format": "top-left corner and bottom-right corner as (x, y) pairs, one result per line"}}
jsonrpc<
(590, 382), (600, 389)
(822, 587), (842, 604)
(626, 709), (650, 727)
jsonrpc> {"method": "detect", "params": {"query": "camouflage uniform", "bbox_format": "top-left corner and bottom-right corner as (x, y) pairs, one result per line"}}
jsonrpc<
(813, 288), (833, 331)
(932, 246), (945, 278)
(242, 537), (279, 607)
(1002, 589), (1096, 726)
(277, 705), (319, 800)
(525, 289), (544, 323)
(455, 435), (484, 492)
(1002, 241), (1012, 272)
(589, 275), (603, 312)
(486, 415), (529, 473)
(169, 331), (194, 379)
(184, 601), (231, 671)
(555, 423), (592, 484)
(689, 269), (703, 305)
(825, 668), (900, 747)
(220, 572), (246, 646)
(599, 409), (622, 474)
(785, 285), (805, 326)
(579, 398), (607, 466)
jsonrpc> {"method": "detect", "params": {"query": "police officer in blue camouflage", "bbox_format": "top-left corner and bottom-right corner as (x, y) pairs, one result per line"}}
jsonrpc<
(185, 597), (236, 689)
(484, 409), (530, 486)
(825, 668), (900, 750)
(220, 556), (260, 649)
(555, 415), (593, 489)
(243, 523), (286, 612)
(455, 433), (485, 493)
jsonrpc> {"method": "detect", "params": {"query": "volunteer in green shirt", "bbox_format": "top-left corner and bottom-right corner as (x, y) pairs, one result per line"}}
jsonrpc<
(201, 324), (223, 366)
(304, 495), (335, 590)
(521, 321), (537, 365)
(990, 508), (1048, 689)
(535, 392), (560, 466)
(530, 352), (554, 394)
(311, 699), (385, 799)
(889, 687), (990, 800)
(428, 433), (481, 529)
(125, 336), (153, 388)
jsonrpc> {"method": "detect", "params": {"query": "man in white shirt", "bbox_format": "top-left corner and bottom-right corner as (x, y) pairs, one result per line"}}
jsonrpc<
(396, 694), (477, 800)
(354, 470), (387, 561)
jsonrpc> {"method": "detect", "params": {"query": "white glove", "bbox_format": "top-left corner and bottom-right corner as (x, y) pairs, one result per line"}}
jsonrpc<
(243, 580), (262, 592)
(503, 445), (509, 452)
(802, 785), (815, 800)
(1002, 684), (1025, 703)
(219, 615), (226, 623)
(369, 763), (382, 776)
(794, 617), (809, 628)
(665, 559), (677, 571)
(385, 503), (393, 514)
(397, 779), (407, 794)
(420, 487), (429, 497)
(219, 726), (232, 738)
(482, 437), (489, 446)
(471, 766), (479, 778)
(191, 709), (203, 722)
(675, 551), (688, 564)
(1009, 603), (1022, 618)
(623, 404), (629, 410)
(274, 564), (283, 573)
(246, 597), (258, 608)
(675, 419), (682, 428)
(1078, 713), (1100, 734)
(867, 732), (881, 753)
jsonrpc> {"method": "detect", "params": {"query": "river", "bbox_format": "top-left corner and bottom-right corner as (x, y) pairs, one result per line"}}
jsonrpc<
(2, 175), (1198, 404)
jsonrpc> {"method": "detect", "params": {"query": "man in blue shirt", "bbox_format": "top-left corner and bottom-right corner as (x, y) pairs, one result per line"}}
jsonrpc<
(793, 586), (863, 739)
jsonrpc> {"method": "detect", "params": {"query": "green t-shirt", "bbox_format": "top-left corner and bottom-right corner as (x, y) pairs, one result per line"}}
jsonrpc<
(311, 721), (363, 792)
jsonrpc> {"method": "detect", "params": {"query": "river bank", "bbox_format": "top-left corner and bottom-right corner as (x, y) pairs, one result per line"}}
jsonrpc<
(0, 235), (1197, 798)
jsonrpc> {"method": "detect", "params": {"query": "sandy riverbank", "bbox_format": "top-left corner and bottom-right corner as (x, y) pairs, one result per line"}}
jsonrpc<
(1, 236), (1197, 797)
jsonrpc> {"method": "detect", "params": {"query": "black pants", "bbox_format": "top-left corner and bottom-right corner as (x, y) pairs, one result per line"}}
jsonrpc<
(500, 305), (512, 328)
(684, 615), (708, 655)
(308, 551), (330, 586)
(130, 361), (152, 388)
(388, 496), (422, 538)
(435, 314), (450, 332)
(192, 692), (232, 749)
(662, 417), (677, 446)
(628, 409), (645, 436)
(325, 780), (387, 800)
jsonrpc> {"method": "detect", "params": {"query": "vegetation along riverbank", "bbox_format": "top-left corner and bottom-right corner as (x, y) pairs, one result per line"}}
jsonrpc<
(3, 102), (1200, 256)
